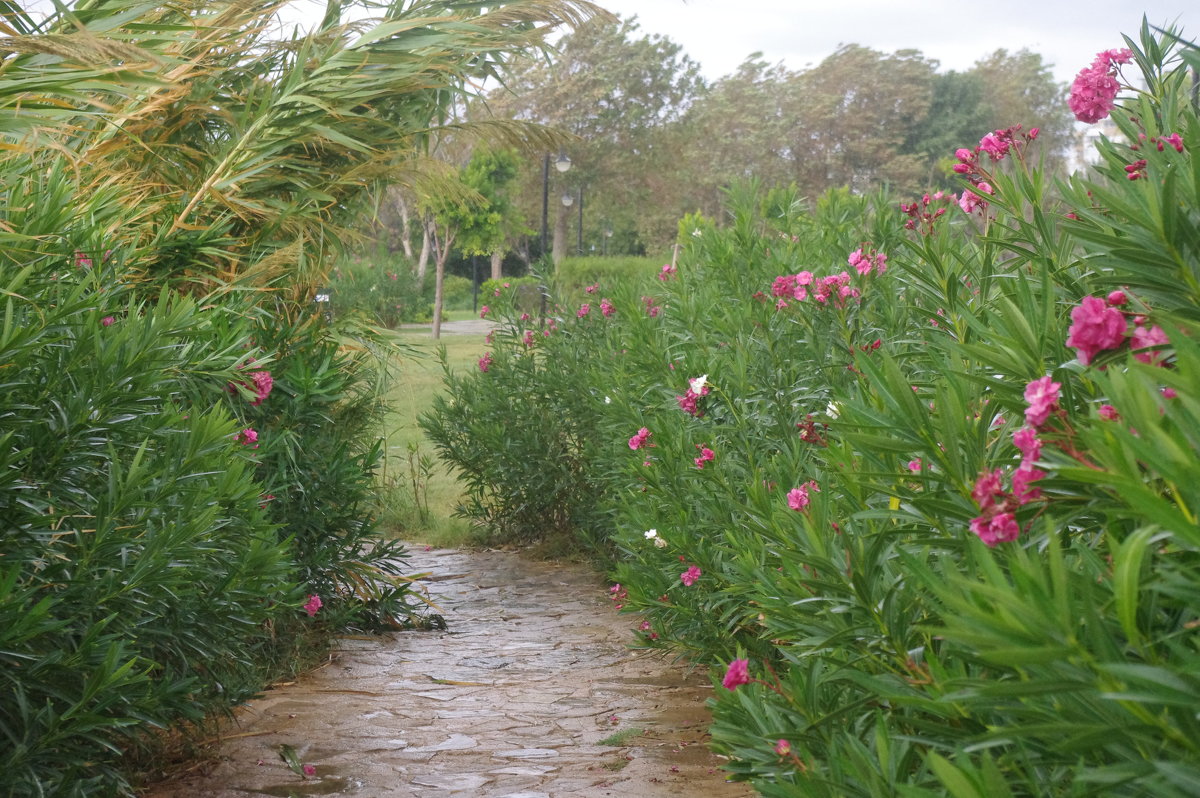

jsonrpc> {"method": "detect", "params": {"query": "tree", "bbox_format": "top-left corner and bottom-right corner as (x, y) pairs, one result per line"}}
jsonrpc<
(481, 16), (705, 255)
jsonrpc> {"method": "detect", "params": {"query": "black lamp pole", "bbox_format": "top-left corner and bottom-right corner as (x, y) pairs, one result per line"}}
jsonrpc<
(539, 154), (550, 258)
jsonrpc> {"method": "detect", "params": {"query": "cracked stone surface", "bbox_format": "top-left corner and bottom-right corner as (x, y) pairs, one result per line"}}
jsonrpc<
(145, 547), (754, 797)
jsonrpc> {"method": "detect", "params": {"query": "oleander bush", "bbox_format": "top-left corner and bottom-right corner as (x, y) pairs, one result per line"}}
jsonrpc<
(423, 25), (1200, 796)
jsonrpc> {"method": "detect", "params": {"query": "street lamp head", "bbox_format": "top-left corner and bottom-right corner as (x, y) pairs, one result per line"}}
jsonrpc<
(561, 192), (574, 207)
(604, 228), (613, 238)
(554, 153), (572, 173)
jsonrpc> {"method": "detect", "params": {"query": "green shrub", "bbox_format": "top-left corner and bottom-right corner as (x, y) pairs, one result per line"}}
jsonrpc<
(422, 26), (1200, 796)
(555, 255), (664, 294)
(329, 253), (432, 325)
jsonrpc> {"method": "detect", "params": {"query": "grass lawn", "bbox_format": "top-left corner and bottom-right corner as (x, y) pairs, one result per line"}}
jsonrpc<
(376, 329), (486, 547)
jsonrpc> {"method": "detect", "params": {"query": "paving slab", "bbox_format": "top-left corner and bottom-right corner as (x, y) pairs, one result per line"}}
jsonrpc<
(144, 547), (753, 798)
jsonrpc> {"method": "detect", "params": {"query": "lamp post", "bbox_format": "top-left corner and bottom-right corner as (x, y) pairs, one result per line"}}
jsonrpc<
(576, 186), (584, 256)
(540, 152), (571, 258)
(603, 226), (613, 257)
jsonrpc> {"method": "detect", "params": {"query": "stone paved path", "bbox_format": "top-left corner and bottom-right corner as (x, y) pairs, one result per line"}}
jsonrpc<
(146, 547), (754, 798)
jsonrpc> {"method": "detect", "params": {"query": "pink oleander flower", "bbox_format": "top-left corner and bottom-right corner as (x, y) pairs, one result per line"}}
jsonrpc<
(235, 428), (258, 447)
(585, 283), (598, 294)
(1131, 323), (1169, 365)
(249, 370), (273, 406)
(577, 303), (591, 318)
(523, 330), (535, 347)
(958, 185), (992, 214)
(101, 315), (115, 326)
(907, 459), (922, 473)
(1023, 375), (1062, 428)
(774, 739), (792, 756)
(978, 131), (1010, 160)
(1012, 427), (1042, 461)
(694, 447), (715, 469)
(970, 512), (1021, 547)
(628, 427), (651, 450)
(520, 312), (531, 321)
(771, 274), (797, 298)
(680, 565), (701, 586)
(1159, 133), (1185, 153)
(1163, 387), (1178, 399)
(1069, 48), (1131, 123)
(303, 594), (322, 617)
(1012, 464), (1045, 504)
(302, 764), (317, 777)
(1066, 296), (1127, 365)
(786, 480), (819, 511)
(480, 305), (490, 318)
(600, 298), (615, 317)
(478, 352), (493, 373)
(971, 469), (1005, 510)
(722, 658), (750, 689)
(659, 263), (677, 281)
(1098, 403), (1120, 421)
(1107, 290), (1127, 306)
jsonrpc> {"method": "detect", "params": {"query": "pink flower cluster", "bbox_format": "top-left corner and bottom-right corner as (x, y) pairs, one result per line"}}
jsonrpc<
(658, 263), (677, 281)
(235, 427), (259, 448)
(600, 298), (615, 317)
(628, 427), (652, 450)
(1069, 48), (1132, 124)
(478, 352), (493, 372)
(848, 245), (887, 276)
(900, 192), (954, 235)
(228, 365), (274, 406)
(769, 270), (861, 310)
(1023, 375), (1062, 428)
(676, 381), (710, 417)
(680, 565), (702, 586)
(303, 594), (322, 617)
(693, 446), (715, 469)
(577, 303), (591, 318)
(1065, 294), (1169, 366)
(479, 305), (490, 318)
(722, 658), (750, 689)
(585, 283), (599, 294)
(969, 404), (1049, 547)
(608, 583), (628, 610)
(642, 296), (661, 317)
(786, 480), (820, 511)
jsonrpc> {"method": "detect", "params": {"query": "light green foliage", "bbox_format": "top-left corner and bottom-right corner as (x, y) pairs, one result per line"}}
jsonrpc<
(424, 24), (1200, 796)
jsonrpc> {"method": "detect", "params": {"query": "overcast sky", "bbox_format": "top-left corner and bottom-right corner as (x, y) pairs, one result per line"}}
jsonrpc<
(585, 1), (1196, 83)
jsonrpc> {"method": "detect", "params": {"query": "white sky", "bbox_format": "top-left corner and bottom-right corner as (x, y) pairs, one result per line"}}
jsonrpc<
(586, 1), (1197, 83)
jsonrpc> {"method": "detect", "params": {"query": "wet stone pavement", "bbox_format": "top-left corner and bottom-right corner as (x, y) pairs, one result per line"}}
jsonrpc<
(147, 547), (754, 798)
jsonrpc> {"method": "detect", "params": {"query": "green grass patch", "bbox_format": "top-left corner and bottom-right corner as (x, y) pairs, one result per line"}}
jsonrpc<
(377, 330), (488, 547)
(598, 727), (644, 746)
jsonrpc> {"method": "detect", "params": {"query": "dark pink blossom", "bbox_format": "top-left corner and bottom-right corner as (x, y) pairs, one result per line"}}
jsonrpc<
(478, 352), (493, 373)
(907, 459), (922, 473)
(628, 427), (651, 450)
(1069, 48), (1131, 123)
(971, 469), (1005, 510)
(658, 263), (677, 281)
(577, 303), (591, 318)
(235, 428), (259, 447)
(1023, 376), (1062, 427)
(480, 305), (490, 318)
(1098, 404), (1120, 421)
(970, 512), (1021, 547)
(248, 370), (273, 406)
(600, 298), (615, 317)
(1066, 296), (1127, 365)
(303, 594), (322, 617)
(786, 480), (819, 511)
(694, 447), (715, 469)
(722, 659), (750, 690)
(1011, 464), (1045, 504)
(302, 764), (317, 777)
(775, 739), (792, 756)
(1106, 290), (1126, 306)
(101, 316), (115, 327)
(1012, 427), (1042, 461)
(1131, 324), (1169, 365)
(680, 565), (702, 586)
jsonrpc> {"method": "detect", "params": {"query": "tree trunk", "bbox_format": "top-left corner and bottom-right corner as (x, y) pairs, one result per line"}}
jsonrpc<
(417, 215), (432, 289)
(552, 202), (568, 266)
(395, 192), (414, 260)
(431, 226), (454, 340)
(490, 250), (503, 281)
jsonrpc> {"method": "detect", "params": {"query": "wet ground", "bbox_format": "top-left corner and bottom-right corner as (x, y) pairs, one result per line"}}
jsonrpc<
(145, 547), (753, 798)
